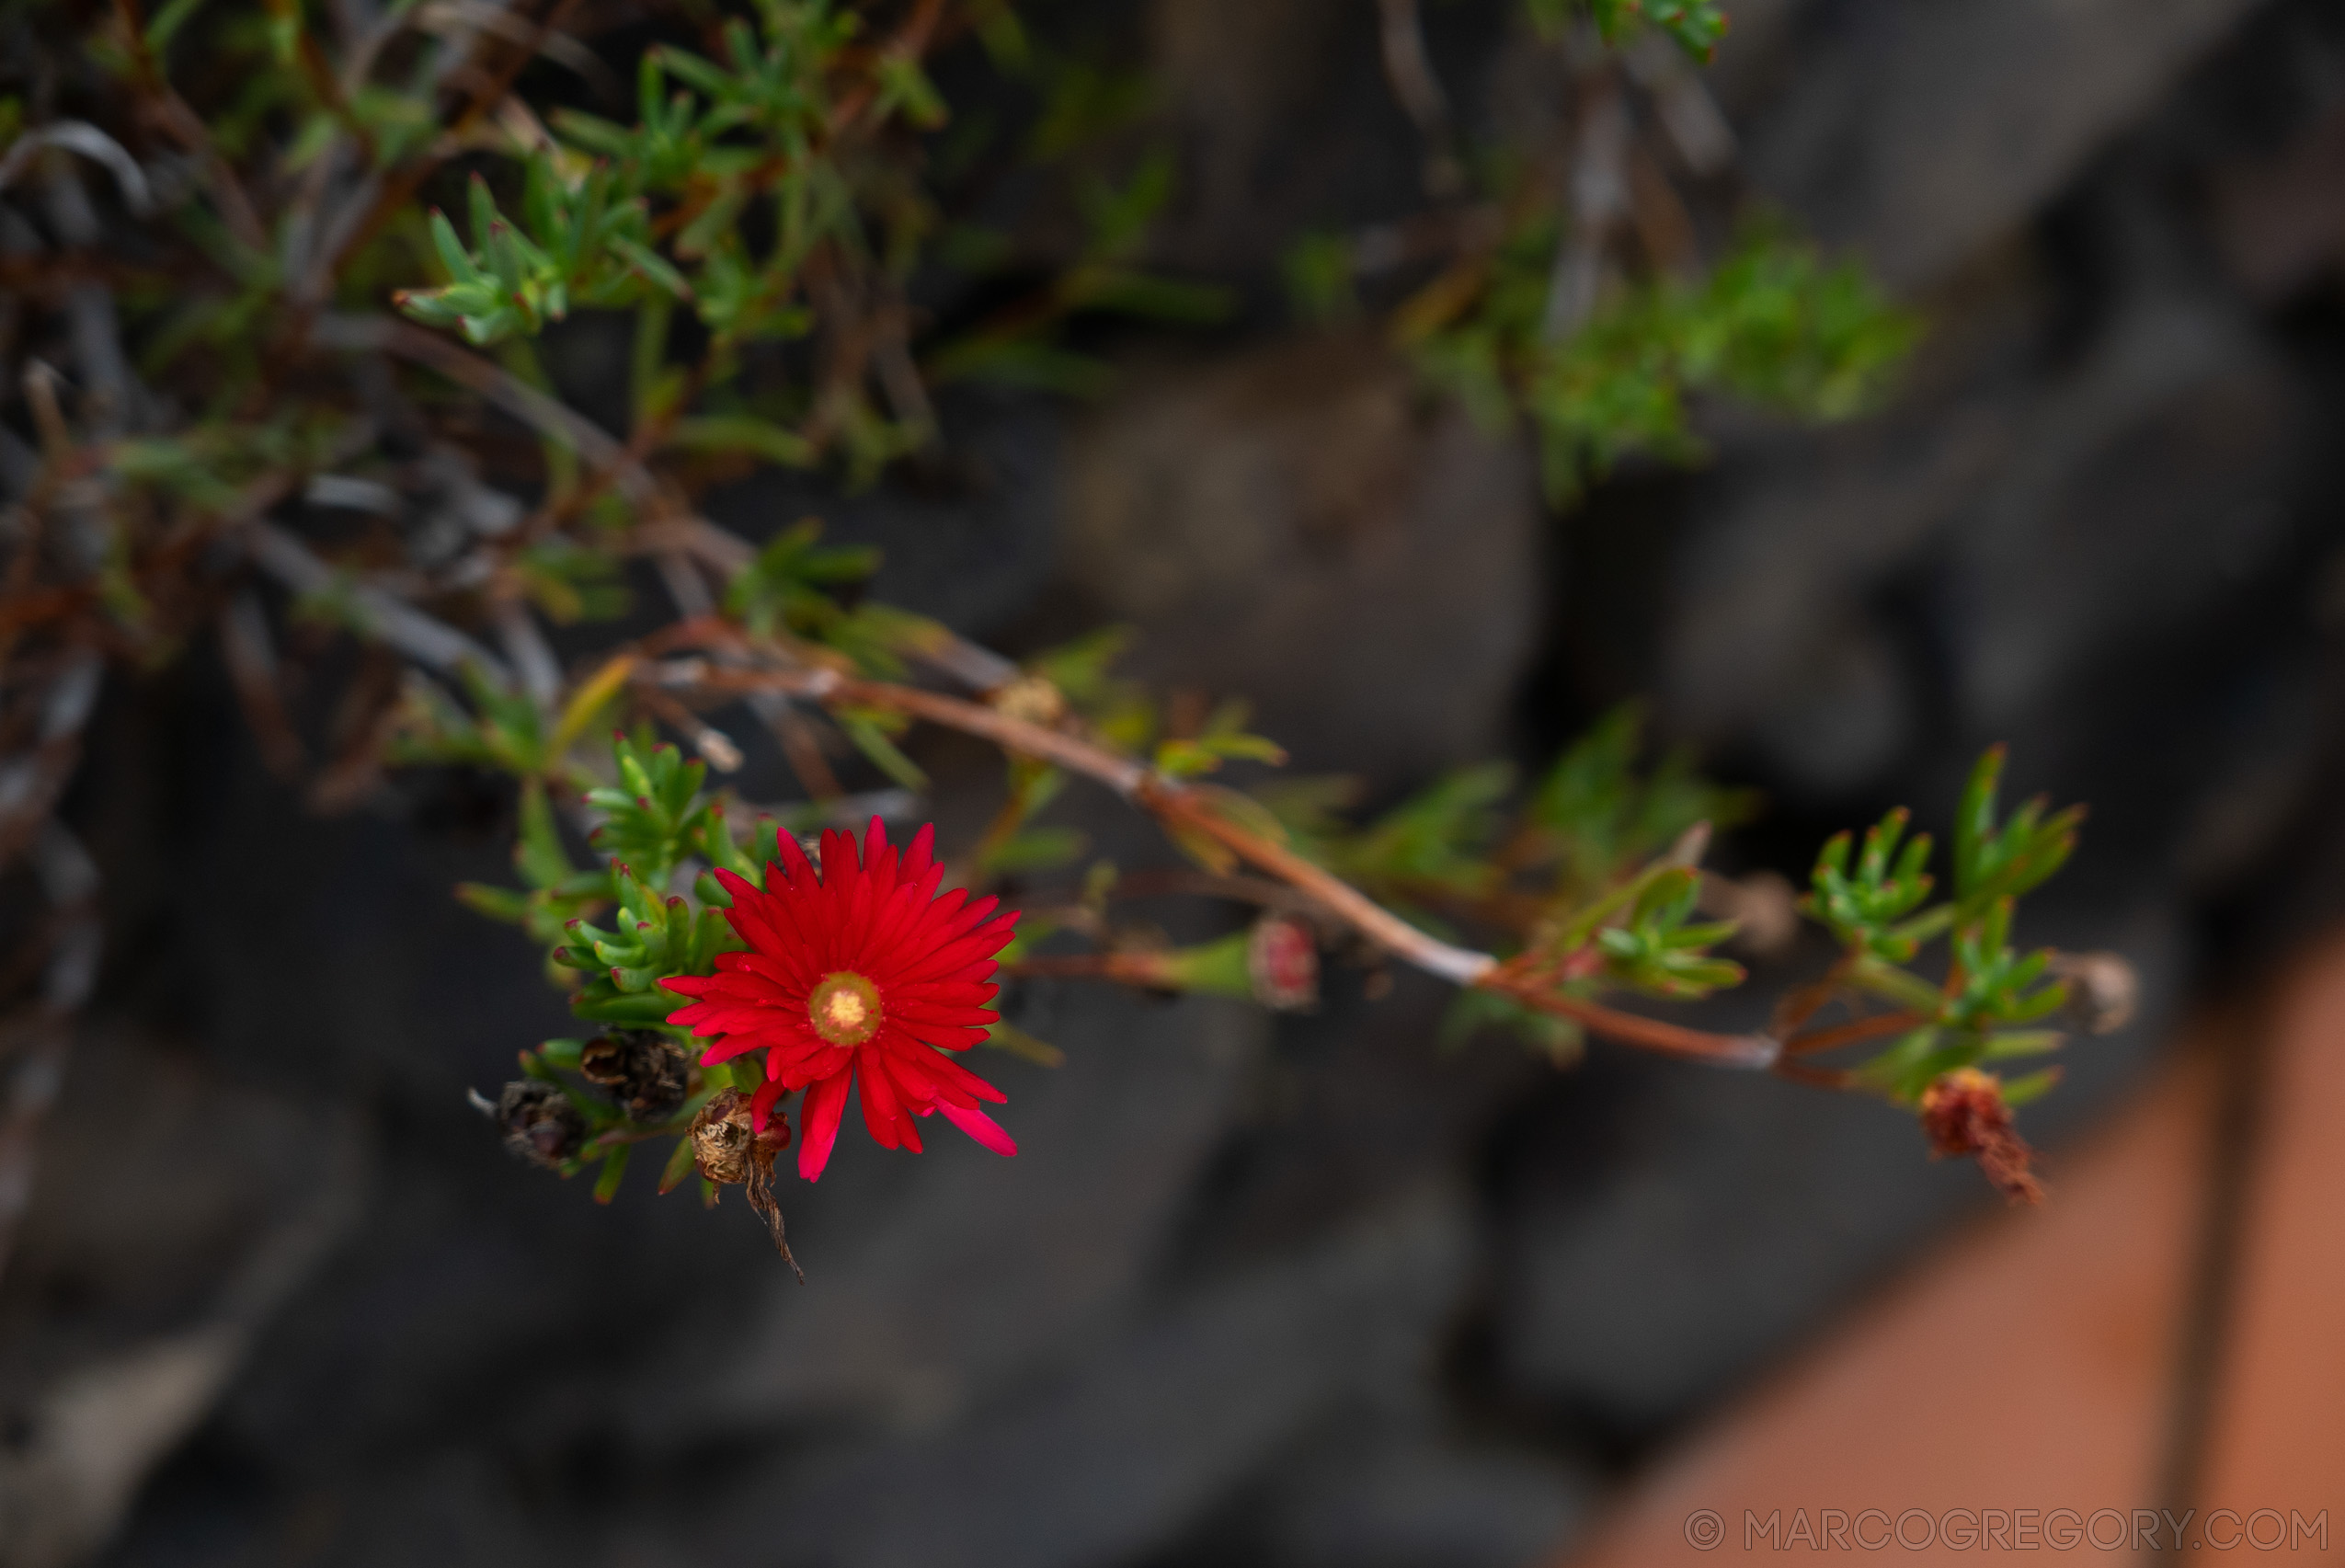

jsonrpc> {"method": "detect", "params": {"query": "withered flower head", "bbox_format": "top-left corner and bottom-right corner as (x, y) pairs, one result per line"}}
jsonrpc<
(578, 1029), (691, 1123)
(497, 1080), (585, 1169)
(690, 1086), (792, 1187)
(690, 1087), (802, 1277)
(1919, 1068), (2044, 1204)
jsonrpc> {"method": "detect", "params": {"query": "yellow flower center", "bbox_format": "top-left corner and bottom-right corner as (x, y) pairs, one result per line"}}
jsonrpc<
(807, 971), (883, 1047)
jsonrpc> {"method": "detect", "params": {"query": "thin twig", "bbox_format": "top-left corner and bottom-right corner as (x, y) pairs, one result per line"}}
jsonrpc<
(311, 315), (661, 507)
(1544, 71), (1630, 340)
(1374, 0), (1464, 199)
(1491, 975), (1782, 1068)
(1783, 1008), (1925, 1057)
(218, 590), (308, 778)
(247, 522), (510, 681)
(638, 655), (1791, 1069)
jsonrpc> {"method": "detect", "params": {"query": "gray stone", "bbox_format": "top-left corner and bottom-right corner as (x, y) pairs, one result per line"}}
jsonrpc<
(627, 989), (1271, 1443)
(1744, 0), (2267, 287)
(705, 387), (1063, 644)
(687, 1181), (1476, 1568)
(1660, 258), (2309, 805)
(1252, 1420), (1600, 1568)
(1058, 334), (1543, 784)
(0, 1027), (363, 1568)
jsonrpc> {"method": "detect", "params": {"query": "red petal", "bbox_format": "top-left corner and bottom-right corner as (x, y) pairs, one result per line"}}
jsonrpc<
(797, 1070), (852, 1180)
(749, 1073), (788, 1132)
(939, 1100), (1016, 1157)
(695, 1035), (764, 1067)
(857, 1047), (909, 1147)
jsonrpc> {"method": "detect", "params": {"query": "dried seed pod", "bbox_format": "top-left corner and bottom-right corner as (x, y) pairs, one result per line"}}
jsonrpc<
(497, 1081), (585, 1169)
(2050, 950), (2138, 1036)
(1919, 1068), (2042, 1204)
(690, 1089), (802, 1278)
(690, 1104), (754, 1187)
(578, 1029), (691, 1123)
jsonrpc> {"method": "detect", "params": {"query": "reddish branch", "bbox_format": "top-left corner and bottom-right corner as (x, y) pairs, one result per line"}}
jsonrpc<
(1783, 1009), (1925, 1058)
(641, 655), (1792, 1072)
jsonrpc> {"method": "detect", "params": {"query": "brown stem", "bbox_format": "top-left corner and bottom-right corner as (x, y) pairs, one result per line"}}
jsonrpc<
(1772, 1059), (1856, 1091)
(313, 315), (659, 506)
(637, 655), (1797, 1072)
(1484, 972), (1780, 1068)
(1005, 952), (1178, 988)
(109, 0), (270, 251)
(1783, 1008), (1925, 1057)
(1770, 953), (1855, 1037)
(1139, 781), (1493, 985)
(1106, 868), (1309, 910)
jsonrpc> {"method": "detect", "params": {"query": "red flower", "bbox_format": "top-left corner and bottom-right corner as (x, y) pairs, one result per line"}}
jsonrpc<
(661, 818), (1019, 1180)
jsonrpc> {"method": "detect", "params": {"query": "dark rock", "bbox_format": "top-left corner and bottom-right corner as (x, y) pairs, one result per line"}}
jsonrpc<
(1058, 333), (1543, 784)
(684, 1182), (1476, 1568)
(1242, 1414), (1600, 1568)
(1743, 0), (2267, 288)
(626, 986), (1273, 1444)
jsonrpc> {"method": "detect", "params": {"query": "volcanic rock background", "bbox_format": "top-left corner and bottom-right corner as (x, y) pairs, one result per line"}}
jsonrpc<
(8, 0), (2345, 1563)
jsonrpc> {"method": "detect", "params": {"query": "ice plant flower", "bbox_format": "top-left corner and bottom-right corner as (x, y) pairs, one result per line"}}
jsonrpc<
(661, 818), (1019, 1180)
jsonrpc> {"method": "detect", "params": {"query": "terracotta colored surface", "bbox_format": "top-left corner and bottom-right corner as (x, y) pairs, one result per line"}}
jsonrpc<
(2198, 947), (2345, 1544)
(1561, 1048), (2220, 1564)
(1561, 934), (2345, 1564)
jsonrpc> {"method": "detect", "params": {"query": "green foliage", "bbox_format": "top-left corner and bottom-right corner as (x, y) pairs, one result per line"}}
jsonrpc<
(1154, 700), (1287, 780)
(725, 518), (885, 639)
(453, 731), (815, 1197)
(1229, 713), (2084, 1117)
(394, 168), (669, 346)
(1403, 223), (1920, 502)
(1525, 0), (1731, 61)
(1593, 865), (1744, 997)
(392, 1), (868, 349)
(6, 0), (2082, 1208)
(1953, 745), (2084, 918)
(389, 664), (557, 777)
(1803, 807), (1936, 963)
(1282, 230), (1358, 324)
(517, 540), (632, 624)
(1530, 703), (1758, 900)
(922, 145), (1232, 391)
(1942, 899), (2065, 1032)
(1253, 708), (1747, 933)
(1024, 627), (1155, 752)
(553, 856), (741, 1024)
(1788, 751), (2085, 1103)
(1332, 764), (1516, 902)
(1440, 987), (1585, 1063)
